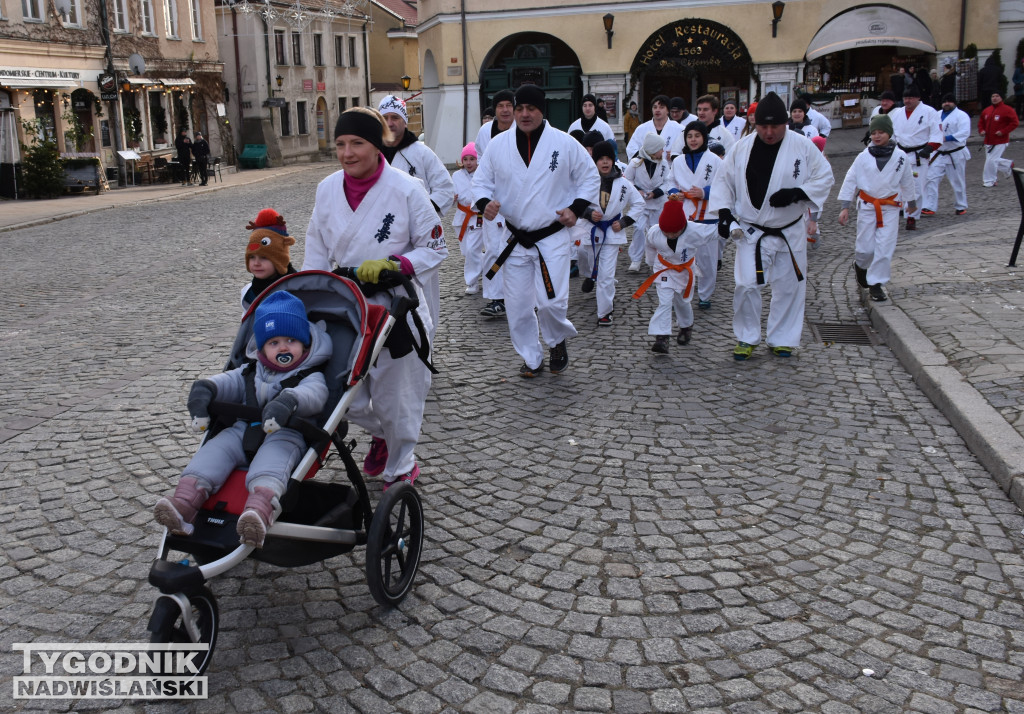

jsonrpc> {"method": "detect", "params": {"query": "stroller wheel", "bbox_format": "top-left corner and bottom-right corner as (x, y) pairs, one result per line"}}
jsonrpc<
(366, 482), (424, 607)
(148, 586), (219, 675)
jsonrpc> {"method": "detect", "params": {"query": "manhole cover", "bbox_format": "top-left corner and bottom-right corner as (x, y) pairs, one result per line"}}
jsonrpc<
(808, 322), (878, 345)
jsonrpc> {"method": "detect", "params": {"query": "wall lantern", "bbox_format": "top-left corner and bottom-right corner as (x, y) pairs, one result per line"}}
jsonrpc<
(275, 74), (284, 88)
(400, 74), (411, 91)
(771, 1), (785, 38)
(603, 14), (614, 50)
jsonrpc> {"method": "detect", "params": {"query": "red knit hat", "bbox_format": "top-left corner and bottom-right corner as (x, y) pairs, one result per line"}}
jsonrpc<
(245, 208), (295, 276)
(659, 198), (687, 234)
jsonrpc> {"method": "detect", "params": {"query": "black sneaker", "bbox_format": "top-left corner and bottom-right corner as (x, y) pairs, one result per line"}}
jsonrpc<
(480, 300), (506, 318)
(549, 340), (568, 373)
(581, 278), (594, 293)
(677, 326), (692, 345)
(869, 284), (887, 302)
(519, 361), (544, 378)
(854, 263), (868, 288)
(652, 336), (670, 354)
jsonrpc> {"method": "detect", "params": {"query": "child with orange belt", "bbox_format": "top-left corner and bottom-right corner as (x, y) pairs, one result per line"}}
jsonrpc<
(451, 143), (486, 295)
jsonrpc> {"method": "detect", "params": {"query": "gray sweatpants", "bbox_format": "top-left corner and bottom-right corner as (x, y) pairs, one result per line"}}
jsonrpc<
(182, 421), (305, 497)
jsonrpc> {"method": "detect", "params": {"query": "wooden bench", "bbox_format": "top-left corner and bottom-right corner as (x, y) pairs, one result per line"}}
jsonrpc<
(238, 144), (268, 169)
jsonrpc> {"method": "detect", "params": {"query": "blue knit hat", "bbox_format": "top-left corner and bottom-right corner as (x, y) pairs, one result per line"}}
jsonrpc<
(254, 291), (310, 349)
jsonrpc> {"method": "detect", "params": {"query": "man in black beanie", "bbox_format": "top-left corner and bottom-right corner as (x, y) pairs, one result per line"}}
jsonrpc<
(474, 85), (600, 378)
(891, 84), (941, 229)
(708, 91), (834, 361)
(569, 93), (615, 154)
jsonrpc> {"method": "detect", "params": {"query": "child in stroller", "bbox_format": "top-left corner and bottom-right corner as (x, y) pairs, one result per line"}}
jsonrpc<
(154, 290), (332, 547)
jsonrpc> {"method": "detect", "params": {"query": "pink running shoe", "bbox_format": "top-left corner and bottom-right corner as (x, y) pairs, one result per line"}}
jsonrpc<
(363, 436), (388, 476)
(383, 464), (419, 492)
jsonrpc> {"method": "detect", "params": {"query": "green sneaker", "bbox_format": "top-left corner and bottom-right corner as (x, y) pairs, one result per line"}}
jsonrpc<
(770, 346), (793, 357)
(733, 342), (755, 360)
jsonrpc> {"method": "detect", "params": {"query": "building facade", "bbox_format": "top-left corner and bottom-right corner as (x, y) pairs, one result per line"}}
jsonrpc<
(0, 0), (223, 194)
(414, 0), (1003, 164)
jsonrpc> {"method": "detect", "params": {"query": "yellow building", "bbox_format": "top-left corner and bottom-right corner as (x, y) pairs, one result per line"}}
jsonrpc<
(414, 0), (1002, 163)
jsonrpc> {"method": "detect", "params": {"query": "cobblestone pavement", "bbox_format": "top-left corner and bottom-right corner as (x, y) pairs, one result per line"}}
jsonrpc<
(1, 130), (1023, 713)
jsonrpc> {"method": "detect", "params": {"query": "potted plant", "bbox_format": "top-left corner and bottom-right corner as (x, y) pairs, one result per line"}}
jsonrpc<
(124, 106), (143, 147)
(20, 118), (65, 198)
(150, 103), (168, 147)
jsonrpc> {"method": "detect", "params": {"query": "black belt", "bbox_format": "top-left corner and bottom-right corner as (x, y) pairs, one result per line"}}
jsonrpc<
(748, 216), (804, 286)
(928, 145), (965, 165)
(484, 219), (564, 299)
(898, 143), (930, 165)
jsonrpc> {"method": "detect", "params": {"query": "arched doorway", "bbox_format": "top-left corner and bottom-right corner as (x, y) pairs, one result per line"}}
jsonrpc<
(479, 33), (583, 130)
(630, 19), (753, 114)
(315, 96), (328, 151)
(70, 88), (97, 152)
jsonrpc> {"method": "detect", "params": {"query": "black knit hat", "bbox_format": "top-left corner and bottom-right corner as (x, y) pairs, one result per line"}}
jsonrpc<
(493, 89), (515, 107)
(334, 110), (383, 149)
(755, 92), (788, 125)
(514, 84), (545, 110)
(582, 93), (598, 107)
(903, 84), (921, 98)
(669, 96), (687, 111)
(789, 99), (808, 113)
(582, 130), (604, 149)
(942, 93), (956, 104)
(592, 140), (617, 164)
(880, 90), (896, 101)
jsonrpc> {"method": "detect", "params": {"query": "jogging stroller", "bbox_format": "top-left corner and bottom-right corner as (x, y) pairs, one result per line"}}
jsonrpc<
(146, 270), (425, 675)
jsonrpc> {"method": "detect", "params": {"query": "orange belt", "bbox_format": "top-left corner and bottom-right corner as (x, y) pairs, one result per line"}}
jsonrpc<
(687, 196), (708, 222)
(633, 253), (696, 300)
(456, 203), (479, 242)
(858, 190), (901, 228)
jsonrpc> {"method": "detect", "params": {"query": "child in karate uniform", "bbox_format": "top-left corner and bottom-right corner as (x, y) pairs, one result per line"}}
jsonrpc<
(451, 143), (485, 294)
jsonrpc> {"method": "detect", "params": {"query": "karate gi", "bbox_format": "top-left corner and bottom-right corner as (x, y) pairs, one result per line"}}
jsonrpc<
(623, 155), (672, 266)
(640, 225), (703, 336)
(806, 106), (832, 138)
(452, 167), (485, 290)
(669, 121), (735, 158)
(892, 103), (942, 221)
(721, 116), (745, 141)
(671, 149), (724, 302)
(474, 120), (601, 370)
(625, 119), (682, 161)
(302, 164), (446, 481)
(568, 116), (616, 144)
(387, 138), (455, 333)
(838, 144), (916, 286)
(579, 169), (645, 319)
(709, 131), (834, 349)
(474, 120), (513, 302)
(923, 106), (970, 213)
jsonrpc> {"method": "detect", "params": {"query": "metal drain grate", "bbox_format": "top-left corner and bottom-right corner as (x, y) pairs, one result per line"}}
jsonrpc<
(808, 322), (878, 345)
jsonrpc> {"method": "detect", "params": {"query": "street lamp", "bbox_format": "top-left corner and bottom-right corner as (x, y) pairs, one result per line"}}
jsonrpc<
(275, 74), (284, 88)
(603, 14), (614, 50)
(771, 1), (785, 38)
(400, 75), (411, 92)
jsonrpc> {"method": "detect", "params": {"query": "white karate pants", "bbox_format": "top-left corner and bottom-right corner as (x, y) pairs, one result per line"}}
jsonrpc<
(982, 143), (1014, 186)
(854, 204), (901, 286)
(733, 234), (807, 348)
(648, 281), (694, 335)
(923, 152), (967, 212)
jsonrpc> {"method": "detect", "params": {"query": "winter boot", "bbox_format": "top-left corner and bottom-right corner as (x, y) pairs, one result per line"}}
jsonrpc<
(154, 477), (209, 536)
(236, 487), (281, 548)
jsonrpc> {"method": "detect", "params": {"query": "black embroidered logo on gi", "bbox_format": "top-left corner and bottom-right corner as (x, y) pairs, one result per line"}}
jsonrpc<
(619, 186), (627, 202)
(703, 164), (713, 182)
(793, 159), (801, 179)
(374, 213), (395, 243)
(548, 151), (559, 172)
(918, 116), (923, 125)
(895, 156), (905, 173)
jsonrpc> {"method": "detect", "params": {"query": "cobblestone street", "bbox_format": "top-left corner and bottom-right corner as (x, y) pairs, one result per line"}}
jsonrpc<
(1, 132), (1024, 713)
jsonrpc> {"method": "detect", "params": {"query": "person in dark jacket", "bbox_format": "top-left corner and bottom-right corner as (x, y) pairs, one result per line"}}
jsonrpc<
(191, 131), (211, 186)
(912, 65), (933, 107)
(174, 128), (192, 186)
(939, 64), (957, 100)
(978, 54), (1002, 110)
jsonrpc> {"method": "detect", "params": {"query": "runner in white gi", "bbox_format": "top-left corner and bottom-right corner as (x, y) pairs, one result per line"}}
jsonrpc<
(800, 93), (832, 141)
(625, 95), (682, 161)
(578, 140), (644, 325)
(451, 142), (485, 294)
(632, 198), (702, 353)
(378, 95), (454, 334)
(473, 84), (601, 377)
(671, 95), (735, 159)
(890, 84), (941, 230)
(623, 133), (672, 272)
(568, 93), (616, 147)
(302, 108), (446, 488)
(474, 89), (515, 319)
(837, 113), (916, 303)
(921, 93), (971, 217)
(708, 92), (834, 360)
(671, 120), (723, 310)
(788, 99), (820, 139)
(720, 100), (745, 141)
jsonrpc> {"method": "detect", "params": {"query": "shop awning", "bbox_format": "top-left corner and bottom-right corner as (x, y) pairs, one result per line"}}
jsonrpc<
(0, 76), (79, 89)
(806, 6), (936, 60)
(159, 78), (196, 87)
(124, 77), (159, 86)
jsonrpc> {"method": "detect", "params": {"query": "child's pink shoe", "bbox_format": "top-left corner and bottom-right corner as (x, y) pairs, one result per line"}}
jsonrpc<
(383, 464), (419, 492)
(363, 436), (388, 476)
(154, 477), (209, 536)
(236, 487), (279, 548)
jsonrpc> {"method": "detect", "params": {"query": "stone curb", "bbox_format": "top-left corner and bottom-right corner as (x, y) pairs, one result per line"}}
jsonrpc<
(867, 298), (1024, 511)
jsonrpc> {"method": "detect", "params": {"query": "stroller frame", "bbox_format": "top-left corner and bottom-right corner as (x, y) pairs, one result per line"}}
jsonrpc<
(145, 270), (426, 674)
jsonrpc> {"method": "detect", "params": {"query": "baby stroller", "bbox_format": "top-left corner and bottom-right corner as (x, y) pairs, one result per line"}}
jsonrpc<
(146, 270), (425, 674)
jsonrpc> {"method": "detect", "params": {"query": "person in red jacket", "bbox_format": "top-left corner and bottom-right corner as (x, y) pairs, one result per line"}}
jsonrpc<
(979, 90), (1019, 187)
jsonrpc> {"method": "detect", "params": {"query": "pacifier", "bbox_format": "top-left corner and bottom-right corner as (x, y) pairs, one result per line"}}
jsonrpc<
(275, 353), (294, 365)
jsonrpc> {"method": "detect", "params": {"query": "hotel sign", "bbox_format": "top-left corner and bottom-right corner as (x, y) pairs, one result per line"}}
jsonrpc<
(634, 20), (751, 73)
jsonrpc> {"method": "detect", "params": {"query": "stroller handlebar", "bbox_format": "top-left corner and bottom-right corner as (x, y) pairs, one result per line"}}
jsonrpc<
(208, 401), (329, 446)
(331, 266), (419, 321)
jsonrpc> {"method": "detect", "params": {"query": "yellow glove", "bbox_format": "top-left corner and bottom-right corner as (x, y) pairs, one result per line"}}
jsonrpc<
(356, 258), (399, 284)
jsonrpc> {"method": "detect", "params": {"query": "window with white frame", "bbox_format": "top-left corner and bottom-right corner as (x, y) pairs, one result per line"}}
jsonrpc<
(291, 32), (302, 66)
(189, 0), (202, 40)
(334, 35), (346, 67)
(296, 101), (307, 135)
(22, 0), (43, 20)
(55, 0), (83, 25)
(140, 0), (155, 34)
(111, 0), (128, 30)
(164, 0), (179, 38)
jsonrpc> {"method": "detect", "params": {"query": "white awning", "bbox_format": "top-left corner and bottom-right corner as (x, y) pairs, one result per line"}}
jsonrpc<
(0, 76), (79, 89)
(159, 78), (196, 87)
(125, 77), (159, 86)
(806, 6), (936, 60)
